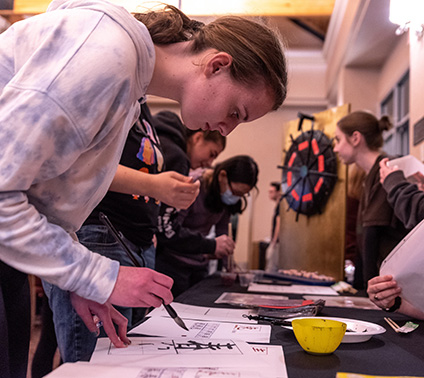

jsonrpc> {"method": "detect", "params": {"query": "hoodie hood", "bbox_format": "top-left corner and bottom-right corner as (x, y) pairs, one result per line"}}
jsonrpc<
(154, 111), (188, 153)
(154, 111), (191, 175)
(47, 0), (155, 98)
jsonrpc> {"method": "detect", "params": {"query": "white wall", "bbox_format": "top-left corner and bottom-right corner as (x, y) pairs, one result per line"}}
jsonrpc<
(148, 48), (328, 268)
(378, 33), (410, 103)
(216, 103), (326, 266)
(409, 33), (424, 160)
(337, 67), (379, 113)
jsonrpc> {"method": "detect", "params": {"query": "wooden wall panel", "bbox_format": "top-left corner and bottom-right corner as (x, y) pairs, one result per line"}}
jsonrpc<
(278, 104), (350, 281)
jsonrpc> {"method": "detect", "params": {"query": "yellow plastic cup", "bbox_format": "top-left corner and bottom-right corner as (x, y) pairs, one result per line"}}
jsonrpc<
(292, 318), (347, 355)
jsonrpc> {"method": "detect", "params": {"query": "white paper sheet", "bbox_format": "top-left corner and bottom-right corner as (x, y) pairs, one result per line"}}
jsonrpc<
(130, 316), (271, 343)
(49, 345), (287, 378)
(249, 344), (288, 378)
(303, 295), (379, 310)
(90, 337), (271, 369)
(248, 282), (339, 296)
(45, 362), (141, 377)
(387, 154), (424, 177)
(380, 219), (424, 312)
(147, 302), (258, 323)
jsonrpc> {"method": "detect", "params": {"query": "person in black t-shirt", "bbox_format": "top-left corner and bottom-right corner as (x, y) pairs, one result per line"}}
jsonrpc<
(44, 104), (200, 363)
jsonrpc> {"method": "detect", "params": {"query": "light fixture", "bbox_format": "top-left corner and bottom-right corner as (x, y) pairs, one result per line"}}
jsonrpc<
(389, 0), (424, 39)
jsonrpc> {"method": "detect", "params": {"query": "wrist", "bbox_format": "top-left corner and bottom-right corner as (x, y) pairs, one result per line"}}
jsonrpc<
(383, 296), (402, 312)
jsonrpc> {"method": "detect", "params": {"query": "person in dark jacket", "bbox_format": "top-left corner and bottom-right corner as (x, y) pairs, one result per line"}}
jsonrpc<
(156, 155), (258, 297)
(333, 111), (410, 288)
(155, 110), (226, 263)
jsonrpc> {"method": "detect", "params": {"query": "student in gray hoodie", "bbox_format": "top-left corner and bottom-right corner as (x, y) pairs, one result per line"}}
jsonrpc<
(0, 1), (288, 376)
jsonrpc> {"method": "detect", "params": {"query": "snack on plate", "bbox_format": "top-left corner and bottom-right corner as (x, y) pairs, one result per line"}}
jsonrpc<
(278, 269), (335, 282)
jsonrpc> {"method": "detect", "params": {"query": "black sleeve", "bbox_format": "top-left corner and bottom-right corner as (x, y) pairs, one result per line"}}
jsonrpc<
(383, 170), (424, 229)
(157, 206), (216, 255)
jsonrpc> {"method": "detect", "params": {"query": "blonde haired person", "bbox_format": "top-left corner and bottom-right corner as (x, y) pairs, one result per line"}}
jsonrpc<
(0, 1), (288, 376)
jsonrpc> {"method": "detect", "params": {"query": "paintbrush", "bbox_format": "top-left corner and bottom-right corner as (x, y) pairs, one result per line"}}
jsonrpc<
(227, 222), (234, 272)
(99, 212), (188, 331)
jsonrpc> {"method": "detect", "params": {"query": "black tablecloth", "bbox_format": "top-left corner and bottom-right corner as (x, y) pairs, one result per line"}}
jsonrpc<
(175, 274), (424, 378)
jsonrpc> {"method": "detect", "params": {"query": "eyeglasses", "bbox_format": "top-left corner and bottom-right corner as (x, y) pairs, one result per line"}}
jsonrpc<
(228, 180), (251, 198)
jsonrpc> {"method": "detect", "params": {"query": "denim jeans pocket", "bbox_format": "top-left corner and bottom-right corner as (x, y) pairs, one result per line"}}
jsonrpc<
(76, 224), (145, 267)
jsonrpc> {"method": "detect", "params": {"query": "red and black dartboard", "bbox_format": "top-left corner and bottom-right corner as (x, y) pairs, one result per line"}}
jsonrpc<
(280, 128), (337, 220)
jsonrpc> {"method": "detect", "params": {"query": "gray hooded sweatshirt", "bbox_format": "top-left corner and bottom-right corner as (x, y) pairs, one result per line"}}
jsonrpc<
(0, 0), (155, 303)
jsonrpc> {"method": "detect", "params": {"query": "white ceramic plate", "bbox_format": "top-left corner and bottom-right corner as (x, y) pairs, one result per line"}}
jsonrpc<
(282, 316), (386, 343)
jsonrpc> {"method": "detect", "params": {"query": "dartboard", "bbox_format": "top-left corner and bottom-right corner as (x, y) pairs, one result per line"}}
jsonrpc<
(280, 129), (337, 219)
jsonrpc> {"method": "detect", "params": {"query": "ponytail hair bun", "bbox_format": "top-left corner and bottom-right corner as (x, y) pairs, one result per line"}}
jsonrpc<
(378, 115), (393, 133)
(337, 110), (390, 150)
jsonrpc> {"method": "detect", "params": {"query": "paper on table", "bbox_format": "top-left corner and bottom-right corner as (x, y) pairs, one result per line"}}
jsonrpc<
(130, 316), (271, 343)
(248, 283), (339, 296)
(380, 219), (424, 312)
(214, 292), (291, 307)
(91, 337), (270, 369)
(44, 362), (141, 377)
(249, 344), (288, 378)
(50, 345), (287, 378)
(303, 295), (379, 310)
(147, 302), (258, 323)
(48, 366), (278, 378)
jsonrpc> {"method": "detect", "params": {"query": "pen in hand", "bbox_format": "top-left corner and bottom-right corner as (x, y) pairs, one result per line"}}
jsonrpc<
(99, 212), (188, 331)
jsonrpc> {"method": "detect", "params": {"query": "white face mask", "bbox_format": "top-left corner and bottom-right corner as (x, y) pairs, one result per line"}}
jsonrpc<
(221, 188), (241, 205)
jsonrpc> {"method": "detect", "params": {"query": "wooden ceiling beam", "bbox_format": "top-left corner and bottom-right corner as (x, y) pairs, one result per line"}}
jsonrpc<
(8, 0), (50, 14)
(183, 0), (336, 17)
(6, 0), (335, 17)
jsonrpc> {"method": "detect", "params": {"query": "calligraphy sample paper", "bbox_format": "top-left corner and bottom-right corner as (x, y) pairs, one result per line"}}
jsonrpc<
(130, 316), (271, 343)
(49, 345), (287, 378)
(90, 337), (269, 369)
(248, 282), (339, 296)
(147, 302), (258, 323)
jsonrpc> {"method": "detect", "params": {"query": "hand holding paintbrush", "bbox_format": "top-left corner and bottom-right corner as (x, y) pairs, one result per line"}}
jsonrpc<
(99, 212), (188, 331)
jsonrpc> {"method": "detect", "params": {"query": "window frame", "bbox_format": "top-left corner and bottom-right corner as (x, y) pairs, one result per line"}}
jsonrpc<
(380, 70), (410, 156)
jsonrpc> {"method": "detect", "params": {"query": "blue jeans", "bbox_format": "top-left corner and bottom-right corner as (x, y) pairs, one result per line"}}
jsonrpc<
(44, 224), (156, 362)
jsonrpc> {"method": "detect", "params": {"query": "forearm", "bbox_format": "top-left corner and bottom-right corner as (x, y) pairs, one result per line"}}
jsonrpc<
(109, 165), (156, 196)
(0, 191), (119, 303)
(399, 299), (424, 320)
(383, 171), (424, 229)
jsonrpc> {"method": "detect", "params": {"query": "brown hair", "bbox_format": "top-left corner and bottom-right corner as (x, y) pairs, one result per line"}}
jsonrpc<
(134, 5), (288, 110)
(186, 129), (226, 151)
(347, 164), (366, 200)
(337, 111), (392, 151)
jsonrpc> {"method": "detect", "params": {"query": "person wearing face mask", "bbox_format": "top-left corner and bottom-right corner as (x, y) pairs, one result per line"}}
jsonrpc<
(156, 155), (258, 297)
